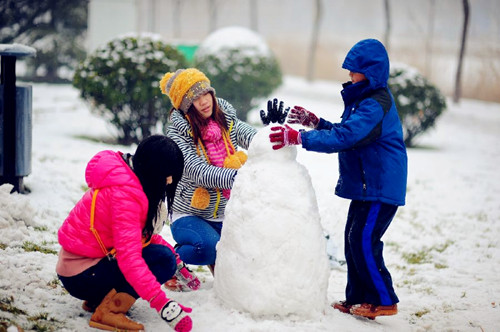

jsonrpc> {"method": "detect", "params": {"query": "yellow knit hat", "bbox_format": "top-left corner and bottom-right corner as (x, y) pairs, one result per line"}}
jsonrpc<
(159, 68), (215, 113)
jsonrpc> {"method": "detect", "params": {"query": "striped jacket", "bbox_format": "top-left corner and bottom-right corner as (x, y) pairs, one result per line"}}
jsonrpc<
(166, 98), (257, 220)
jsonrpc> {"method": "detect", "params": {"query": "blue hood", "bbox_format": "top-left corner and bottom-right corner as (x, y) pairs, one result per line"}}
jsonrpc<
(342, 39), (389, 90)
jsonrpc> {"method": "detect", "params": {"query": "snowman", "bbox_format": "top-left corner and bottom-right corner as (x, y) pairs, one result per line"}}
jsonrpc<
(214, 100), (330, 318)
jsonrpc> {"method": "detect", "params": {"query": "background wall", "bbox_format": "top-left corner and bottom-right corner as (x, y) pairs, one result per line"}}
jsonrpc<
(88, 0), (500, 102)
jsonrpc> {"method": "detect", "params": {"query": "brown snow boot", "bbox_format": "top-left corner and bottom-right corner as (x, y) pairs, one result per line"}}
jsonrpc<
(82, 300), (97, 312)
(332, 300), (353, 314)
(89, 289), (144, 331)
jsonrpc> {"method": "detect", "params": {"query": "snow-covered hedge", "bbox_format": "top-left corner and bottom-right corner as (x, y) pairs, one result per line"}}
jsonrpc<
(72, 34), (188, 145)
(389, 64), (447, 147)
(194, 26), (282, 121)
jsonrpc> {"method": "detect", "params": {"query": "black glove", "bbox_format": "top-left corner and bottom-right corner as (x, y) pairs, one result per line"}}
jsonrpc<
(260, 98), (289, 125)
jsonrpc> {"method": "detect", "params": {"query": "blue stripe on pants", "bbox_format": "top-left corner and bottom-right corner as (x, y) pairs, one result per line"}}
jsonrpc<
(345, 200), (398, 305)
(362, 202), (392, 305)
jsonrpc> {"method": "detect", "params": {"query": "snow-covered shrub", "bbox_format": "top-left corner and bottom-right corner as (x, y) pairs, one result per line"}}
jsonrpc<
(73, 34), (188, 145)
(194, 26), (283, 121)
(389, 64), (447, 147)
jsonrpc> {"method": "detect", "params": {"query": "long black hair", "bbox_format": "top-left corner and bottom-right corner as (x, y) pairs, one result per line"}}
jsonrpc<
(132, 135), (184, 238)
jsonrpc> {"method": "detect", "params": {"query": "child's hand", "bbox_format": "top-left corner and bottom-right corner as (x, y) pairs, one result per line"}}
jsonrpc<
(269, 125), (301, 150)
(260, 98), (290, 125)
(287, 106), (319, 128)
(160, 300), (192, 332)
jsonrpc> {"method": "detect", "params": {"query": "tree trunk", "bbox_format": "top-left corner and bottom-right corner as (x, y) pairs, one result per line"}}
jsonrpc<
(425, 0), (436, 78)
(453, 0), (470, 103)
(173, 0), (182, 39)
(209, 0), (217, 33)
(250, 0), (258, 31)
(306, 0), (322, 81)
(383, 0), (391, 51)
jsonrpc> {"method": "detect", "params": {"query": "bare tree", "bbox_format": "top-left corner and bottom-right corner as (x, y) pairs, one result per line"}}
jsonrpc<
(425, 0), (436, 78)
(250, 0), (258, 31)
(307, 0), (323, 81)
(383, 0), (391, 51)
(209, 0), (217, 32)
(453, 0), (470, 103)
(173, 0), (182, 39)
(147, 0), (156, 32)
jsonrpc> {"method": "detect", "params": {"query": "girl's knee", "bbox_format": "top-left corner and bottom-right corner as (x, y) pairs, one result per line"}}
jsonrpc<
(195, 242), (217, 263)
(178, 241), (217, 265)
(143, 244), (177, 276)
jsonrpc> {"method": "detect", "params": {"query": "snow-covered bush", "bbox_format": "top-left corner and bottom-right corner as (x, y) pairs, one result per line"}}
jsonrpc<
(194, 26), (283, 121)
(73, 34), (188, 145)
(389, 64), (447, 147)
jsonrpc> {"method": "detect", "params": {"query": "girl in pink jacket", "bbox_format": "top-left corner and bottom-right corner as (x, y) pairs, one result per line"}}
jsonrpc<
(57, 135), (199, 332)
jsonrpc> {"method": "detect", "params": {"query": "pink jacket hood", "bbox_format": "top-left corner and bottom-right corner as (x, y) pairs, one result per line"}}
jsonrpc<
(85, 150), (137, 189)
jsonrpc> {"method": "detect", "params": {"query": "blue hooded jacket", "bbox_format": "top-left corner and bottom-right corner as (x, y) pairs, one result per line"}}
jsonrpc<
(300, 39), (407, 206)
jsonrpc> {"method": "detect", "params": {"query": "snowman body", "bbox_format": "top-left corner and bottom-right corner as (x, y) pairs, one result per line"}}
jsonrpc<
(214, 126), (329, 318)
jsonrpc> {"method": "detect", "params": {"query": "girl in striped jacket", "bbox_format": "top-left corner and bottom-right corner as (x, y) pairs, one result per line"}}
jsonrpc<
(160, 68), (257, 276)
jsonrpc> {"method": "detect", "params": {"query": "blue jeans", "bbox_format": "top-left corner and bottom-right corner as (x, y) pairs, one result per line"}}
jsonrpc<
(170, 216), (222, 265)
(58, 244), (176, 307)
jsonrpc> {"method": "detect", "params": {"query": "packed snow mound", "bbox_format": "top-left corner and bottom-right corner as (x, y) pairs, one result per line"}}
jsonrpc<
(195, 26), (271, 59)
(0, 184), (47, 245)
(214, 127), (330, 318)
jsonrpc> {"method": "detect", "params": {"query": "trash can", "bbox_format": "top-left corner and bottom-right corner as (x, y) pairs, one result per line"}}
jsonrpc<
(0, 44), (36, 193)
(175, 43), (198, 64)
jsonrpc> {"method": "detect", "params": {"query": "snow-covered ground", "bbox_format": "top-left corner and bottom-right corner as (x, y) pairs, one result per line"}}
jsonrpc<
(1, 77), (499, 331)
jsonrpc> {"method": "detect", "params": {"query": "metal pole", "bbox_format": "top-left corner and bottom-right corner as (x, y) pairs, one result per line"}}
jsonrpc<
(0, 55), (21, 192)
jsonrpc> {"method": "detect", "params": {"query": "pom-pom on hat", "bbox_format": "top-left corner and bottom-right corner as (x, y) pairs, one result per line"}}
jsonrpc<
(159, 68), (215, 113)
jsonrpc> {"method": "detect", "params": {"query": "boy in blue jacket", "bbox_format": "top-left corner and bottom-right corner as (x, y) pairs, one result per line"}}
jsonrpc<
(269, 39), (407, 319)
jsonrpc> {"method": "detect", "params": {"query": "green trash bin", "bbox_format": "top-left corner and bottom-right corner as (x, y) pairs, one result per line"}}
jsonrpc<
(176, 44), (199, 64)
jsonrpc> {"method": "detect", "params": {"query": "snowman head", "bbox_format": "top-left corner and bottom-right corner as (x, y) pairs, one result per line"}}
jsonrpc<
(248, 127), (297, 162)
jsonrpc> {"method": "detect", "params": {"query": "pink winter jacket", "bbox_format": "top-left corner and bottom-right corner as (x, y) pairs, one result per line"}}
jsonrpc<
(58, 150), (171, 309)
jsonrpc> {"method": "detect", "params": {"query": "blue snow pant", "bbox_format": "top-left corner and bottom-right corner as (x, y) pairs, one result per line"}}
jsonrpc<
(58, 244), (176, 308)
(344, 200), (399, 306)
(170, 215), (222, 266)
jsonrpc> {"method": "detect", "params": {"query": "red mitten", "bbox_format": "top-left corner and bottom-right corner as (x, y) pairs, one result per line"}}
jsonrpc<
(269, 125), (301, 150)
(287, 106), (319, 128)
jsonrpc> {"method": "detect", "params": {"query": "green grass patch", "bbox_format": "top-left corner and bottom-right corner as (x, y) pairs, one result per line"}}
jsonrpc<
(28, 312), (61, 332)
(47, 278), (60, 289)
(34, 226), (49, 232)
(402, 250), (431, 264)
(0, 296), (26, 315)
(414, 308), (430, 318)
(0, 297), (64, 332)
(22, 241), (58, 255)
(434, 263), (448, 269)
(402, 240), (454, 265)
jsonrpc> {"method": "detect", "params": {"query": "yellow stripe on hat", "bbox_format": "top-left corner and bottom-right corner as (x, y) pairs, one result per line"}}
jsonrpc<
(168, 68), (211, 110)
